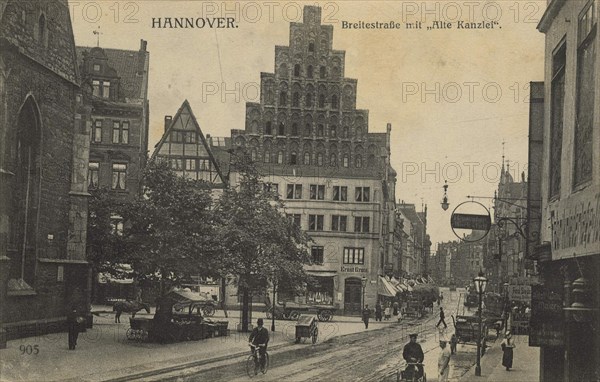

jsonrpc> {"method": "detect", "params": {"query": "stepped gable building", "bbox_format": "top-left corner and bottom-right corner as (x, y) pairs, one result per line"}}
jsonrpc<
(0, 0), (91, 344)
(228, 6), (397, 315)
(151, 100), (229, 191)
(75, 40), (150, 199)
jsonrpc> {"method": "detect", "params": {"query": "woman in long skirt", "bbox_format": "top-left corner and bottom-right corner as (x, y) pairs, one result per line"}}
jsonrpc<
(501, 331), (515, 370)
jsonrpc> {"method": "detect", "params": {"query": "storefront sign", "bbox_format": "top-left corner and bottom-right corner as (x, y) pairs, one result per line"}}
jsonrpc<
(451, 213), (491, 230)
(340, 266), (368, 273)
(548, 188), (600, 260)
(529, 285), (564, 347)
(508, 284), (531, 302)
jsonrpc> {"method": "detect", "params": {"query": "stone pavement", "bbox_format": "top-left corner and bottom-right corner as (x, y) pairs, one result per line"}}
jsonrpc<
(459, 335), (540, 382)
(0, 306), (397, 382)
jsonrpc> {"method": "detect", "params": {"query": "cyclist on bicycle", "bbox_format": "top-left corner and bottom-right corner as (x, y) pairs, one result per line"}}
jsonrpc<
(249, 318), (269, 372)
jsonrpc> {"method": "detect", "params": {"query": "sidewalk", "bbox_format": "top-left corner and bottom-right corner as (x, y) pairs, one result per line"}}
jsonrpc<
(0, 307), (395, 382)
(460, 335), (539, 382)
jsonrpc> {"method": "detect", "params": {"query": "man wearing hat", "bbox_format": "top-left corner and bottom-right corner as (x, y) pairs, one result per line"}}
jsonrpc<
(402, 333), (424, 380)
(438, 339), (451, 382)
(249, 318), (269, 373)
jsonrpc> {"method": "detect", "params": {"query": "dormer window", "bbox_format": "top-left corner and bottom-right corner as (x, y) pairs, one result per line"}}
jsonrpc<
(93, 64), (101, 71)
(37, 14), (46, 47)
(92, 79), (111, 98)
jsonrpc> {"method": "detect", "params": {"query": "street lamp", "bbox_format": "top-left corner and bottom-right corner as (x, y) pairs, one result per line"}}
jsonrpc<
(441, 181), (450, 211)
(503, 282), (510, 332)
(473, 271), (488, 376)
(361, 276), (367, 310)
(271, 278), (277, 332)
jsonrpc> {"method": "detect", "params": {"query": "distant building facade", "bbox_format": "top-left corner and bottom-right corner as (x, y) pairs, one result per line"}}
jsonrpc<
(76, 40), (150, 200)
(228, 6), (397, 315)
(0, 0), (91, 344)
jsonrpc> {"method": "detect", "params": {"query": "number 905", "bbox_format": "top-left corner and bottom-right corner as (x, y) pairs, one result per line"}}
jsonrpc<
(19, 344), (39, 355)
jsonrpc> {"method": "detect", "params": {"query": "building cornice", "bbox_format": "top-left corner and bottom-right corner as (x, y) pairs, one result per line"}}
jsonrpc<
(537, 0), (567, 33)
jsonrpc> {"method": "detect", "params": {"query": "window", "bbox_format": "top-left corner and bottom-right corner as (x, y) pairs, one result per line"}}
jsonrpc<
(355, 155), (363, 168)
(286, 184), (302, 199)
(37, 14), (46, 46)
(265, 121), (273, 135)
(319, 94), (325, 108)
(293, 92), (300, 107)
(93, 64), (101, 71)
(307, 65), (314, 78)
(199, 159), (210, 171)
(185, 131), (196, 143)
(171, 131), (183, 143)
(251, 148), (257, 161)
(319, 66), (326, 79)
(317, 124), (324, 137)
(278, 122), (285, 136)
(294, 64), (301, 77)
(308, 42), (315, 52)
(88, 162), (99, 189)
(305, 124), (312, 136)
(306, 93), (313, 107)
(332, 215), (347, 232)
(110, 214), (124, 236)
(171, 158), (183, 170)
(549, 42), (566, 198)
(331, 95), (339, 109)
(343, 248), (364, 265)
(264, 182), (279, 195)
(310, 184), (325, 200)
(93, 120), (102, 142)
(355, 187), (370, 202)
(316, 153), (323, 166)
(103, 82), (110, 98)
(185, 159), (196, 170)
(112, 122), (120, 144)
(333, 186), (347, 201)
(288, 213), (301, 227)
(122, 122), (129, 144)
(343, 126), (349, 138)
(292, 123), (298, 136)
(342, 155), (349, 168)
(111, 163), (127, 190)
(311, 246), (324, 264)
(329, 153), (337, 167)
(330, 126), (337, 138)
(304, 152), (311, 165)
(92, 80), (100, 97)
(277, 150), (284, 164)
(290, 151), (298, 165)
(574, 1), (596, 186)
(354, 216), (370, 233)
(280, 91), (287, 106)
(308, 215), (324, 231)
(264, 150), (271, 163)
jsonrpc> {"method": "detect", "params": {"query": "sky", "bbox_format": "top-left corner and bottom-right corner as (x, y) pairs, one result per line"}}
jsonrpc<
(70, 0), (547, 248)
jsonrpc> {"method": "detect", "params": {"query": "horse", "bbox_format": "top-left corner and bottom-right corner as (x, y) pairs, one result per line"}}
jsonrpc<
(113, 300), (151, 323)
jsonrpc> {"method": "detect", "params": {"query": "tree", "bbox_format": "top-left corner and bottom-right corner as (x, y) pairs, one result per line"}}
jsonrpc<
(215, 156), (312, 331)
(87, 160), (221, 296)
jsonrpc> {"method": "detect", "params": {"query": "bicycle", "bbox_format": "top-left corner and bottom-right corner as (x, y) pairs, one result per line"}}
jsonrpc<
(246, 343), (269, 377)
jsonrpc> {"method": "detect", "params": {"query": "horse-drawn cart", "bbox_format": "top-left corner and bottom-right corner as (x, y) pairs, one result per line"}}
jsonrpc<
(452, 315), (488, 354)
(404, 297), (424, 318)
(265, 298), (337, 322)
(294, 315), (318, 344)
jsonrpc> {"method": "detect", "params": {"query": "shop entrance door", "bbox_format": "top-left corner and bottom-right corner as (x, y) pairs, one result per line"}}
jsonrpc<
(344, 278), (362, 315)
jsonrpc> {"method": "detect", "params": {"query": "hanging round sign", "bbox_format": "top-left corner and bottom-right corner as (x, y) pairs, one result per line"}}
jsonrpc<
(450, 200), (492, 242)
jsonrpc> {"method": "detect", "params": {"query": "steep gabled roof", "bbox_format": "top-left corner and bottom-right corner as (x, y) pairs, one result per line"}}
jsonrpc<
(151, 100), (227, 187)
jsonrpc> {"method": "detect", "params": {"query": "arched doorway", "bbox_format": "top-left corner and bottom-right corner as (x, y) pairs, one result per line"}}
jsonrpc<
(9, 96), (42, 287)
(344, 278), (362, 315)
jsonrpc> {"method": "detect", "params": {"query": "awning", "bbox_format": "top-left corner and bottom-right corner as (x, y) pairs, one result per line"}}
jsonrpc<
(378, 276), (398, 297)
(306, 271), (337, 277)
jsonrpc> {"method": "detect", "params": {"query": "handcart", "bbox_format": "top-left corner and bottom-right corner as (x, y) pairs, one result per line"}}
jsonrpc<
(294, 314), (318, 344)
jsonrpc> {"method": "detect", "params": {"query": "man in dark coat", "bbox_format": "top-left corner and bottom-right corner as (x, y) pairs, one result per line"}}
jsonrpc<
(249, 318), (270, 372)
(403, 333), (425, 379)
(362, 305), (372, 329)
(66, 306), (80, 350)
(375, 301), (383, 322)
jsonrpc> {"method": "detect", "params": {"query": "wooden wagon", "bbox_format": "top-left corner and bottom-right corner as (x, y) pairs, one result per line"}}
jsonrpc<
(403, 297), (424, 318)
(294, 315), (318, 344)
(452, 315), (489, 355)
(265, 298), (337, 322)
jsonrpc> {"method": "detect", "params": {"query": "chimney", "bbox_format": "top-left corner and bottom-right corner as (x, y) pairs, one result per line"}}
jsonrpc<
(164, 116), (172, 131)
(140, 39), (147, 52)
